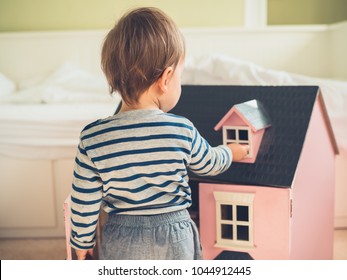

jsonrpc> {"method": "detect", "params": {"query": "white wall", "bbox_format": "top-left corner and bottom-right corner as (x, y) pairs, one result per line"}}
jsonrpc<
(330, 21), (347, 80)
(183, 25), (332, 78)
(1, 23), (345, 85)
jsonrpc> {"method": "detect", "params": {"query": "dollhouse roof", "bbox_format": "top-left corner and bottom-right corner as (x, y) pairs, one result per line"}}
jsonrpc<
(214, 251), (253, 260)
(171, 85), (338, 188)
(214, 99), (272, 132)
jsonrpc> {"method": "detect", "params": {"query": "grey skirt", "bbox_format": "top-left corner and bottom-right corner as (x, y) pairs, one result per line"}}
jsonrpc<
(100, 209), (203, 260)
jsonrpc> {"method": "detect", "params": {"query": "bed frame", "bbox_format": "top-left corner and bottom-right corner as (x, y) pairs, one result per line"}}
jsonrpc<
(0, 22), (346, 238)
(1, 22), (347, 83)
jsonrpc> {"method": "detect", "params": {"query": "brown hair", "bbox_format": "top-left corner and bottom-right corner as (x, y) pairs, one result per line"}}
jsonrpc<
(101, 7), (185, 105)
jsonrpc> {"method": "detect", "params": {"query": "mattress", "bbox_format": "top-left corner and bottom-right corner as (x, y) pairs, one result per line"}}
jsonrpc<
(0, 63), (121, 159)
(0, 103), (118, 159)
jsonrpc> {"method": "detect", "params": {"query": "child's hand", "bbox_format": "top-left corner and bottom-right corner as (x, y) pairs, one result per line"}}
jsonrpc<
(227, 144), (249, 161)
(75, 248), (94, 260)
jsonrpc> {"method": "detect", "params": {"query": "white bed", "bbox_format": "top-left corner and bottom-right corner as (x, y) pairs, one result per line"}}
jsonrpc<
(0, 63), (120, 237)
(0, 22), (346, 238)
(0, 62), (120, 159)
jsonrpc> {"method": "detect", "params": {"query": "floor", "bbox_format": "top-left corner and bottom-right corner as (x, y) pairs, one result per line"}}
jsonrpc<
(1, 229), (346, 260)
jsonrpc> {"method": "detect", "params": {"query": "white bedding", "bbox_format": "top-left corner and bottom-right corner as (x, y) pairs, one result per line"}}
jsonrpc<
(0, 63), (120, 159)
(0, 103), (119, 159)
(0, 63), (113, 104)
(1, 55), (346, 160)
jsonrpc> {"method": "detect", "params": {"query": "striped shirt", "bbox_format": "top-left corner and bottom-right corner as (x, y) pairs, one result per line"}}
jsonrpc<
(70, 109), (232, 250)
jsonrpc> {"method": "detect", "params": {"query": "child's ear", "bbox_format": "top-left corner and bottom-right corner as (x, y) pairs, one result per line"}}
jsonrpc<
(157, 66), (173, 93)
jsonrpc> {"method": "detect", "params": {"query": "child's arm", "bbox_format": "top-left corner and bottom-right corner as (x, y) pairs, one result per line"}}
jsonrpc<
(70, 140), (103, 254)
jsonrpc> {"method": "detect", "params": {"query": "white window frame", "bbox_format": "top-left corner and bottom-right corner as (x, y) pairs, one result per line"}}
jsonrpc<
(244, 0), (267, 28)
(213, 191), (255, 249)
(222, 126), (253, 158)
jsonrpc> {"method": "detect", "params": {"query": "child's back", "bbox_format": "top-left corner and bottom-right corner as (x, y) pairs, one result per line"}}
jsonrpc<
(75, 109), (231, 215)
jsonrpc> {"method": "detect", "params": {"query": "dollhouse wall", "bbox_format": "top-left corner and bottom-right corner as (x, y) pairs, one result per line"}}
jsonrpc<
(199, 183), (291, 260)
(217, 110), (245, 127)
(289, 98), (335, 259)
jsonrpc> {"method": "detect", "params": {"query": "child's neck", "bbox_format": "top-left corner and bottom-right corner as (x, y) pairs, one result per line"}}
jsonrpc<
(120, 103), (159, 112)
(120, 98), (160, 112)
(120, 87), (162, 112)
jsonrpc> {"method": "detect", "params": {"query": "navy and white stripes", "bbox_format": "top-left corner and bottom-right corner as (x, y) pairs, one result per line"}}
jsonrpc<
(70, 109), (232, 250)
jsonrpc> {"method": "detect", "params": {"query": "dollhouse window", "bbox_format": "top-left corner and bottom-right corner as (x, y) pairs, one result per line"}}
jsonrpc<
(213, 192), (255, 249)
(223, 126), (252, 157)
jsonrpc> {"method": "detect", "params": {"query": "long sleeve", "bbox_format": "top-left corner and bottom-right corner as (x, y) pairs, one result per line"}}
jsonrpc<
(69, 109), (233, 219)
(188, 126), (232, 176)
(70, 140), (103, 250)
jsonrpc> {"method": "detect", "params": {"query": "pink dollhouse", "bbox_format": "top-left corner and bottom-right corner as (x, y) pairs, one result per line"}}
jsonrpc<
(64, 85), (338, 260)
(172, 85), (339, 260)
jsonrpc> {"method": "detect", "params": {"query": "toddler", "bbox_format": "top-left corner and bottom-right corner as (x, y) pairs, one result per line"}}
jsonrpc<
(70, 7), (248, 260)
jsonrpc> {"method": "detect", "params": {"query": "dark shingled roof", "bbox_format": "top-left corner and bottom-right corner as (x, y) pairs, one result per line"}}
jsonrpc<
(170, 85), (319, 188)
(214, 250), (254, 260)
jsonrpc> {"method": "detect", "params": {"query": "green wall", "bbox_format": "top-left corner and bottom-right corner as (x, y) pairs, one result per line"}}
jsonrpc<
(268, 0), (347, 25)
(0, 0), (244, 32)
(0, 0), (347, 32)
